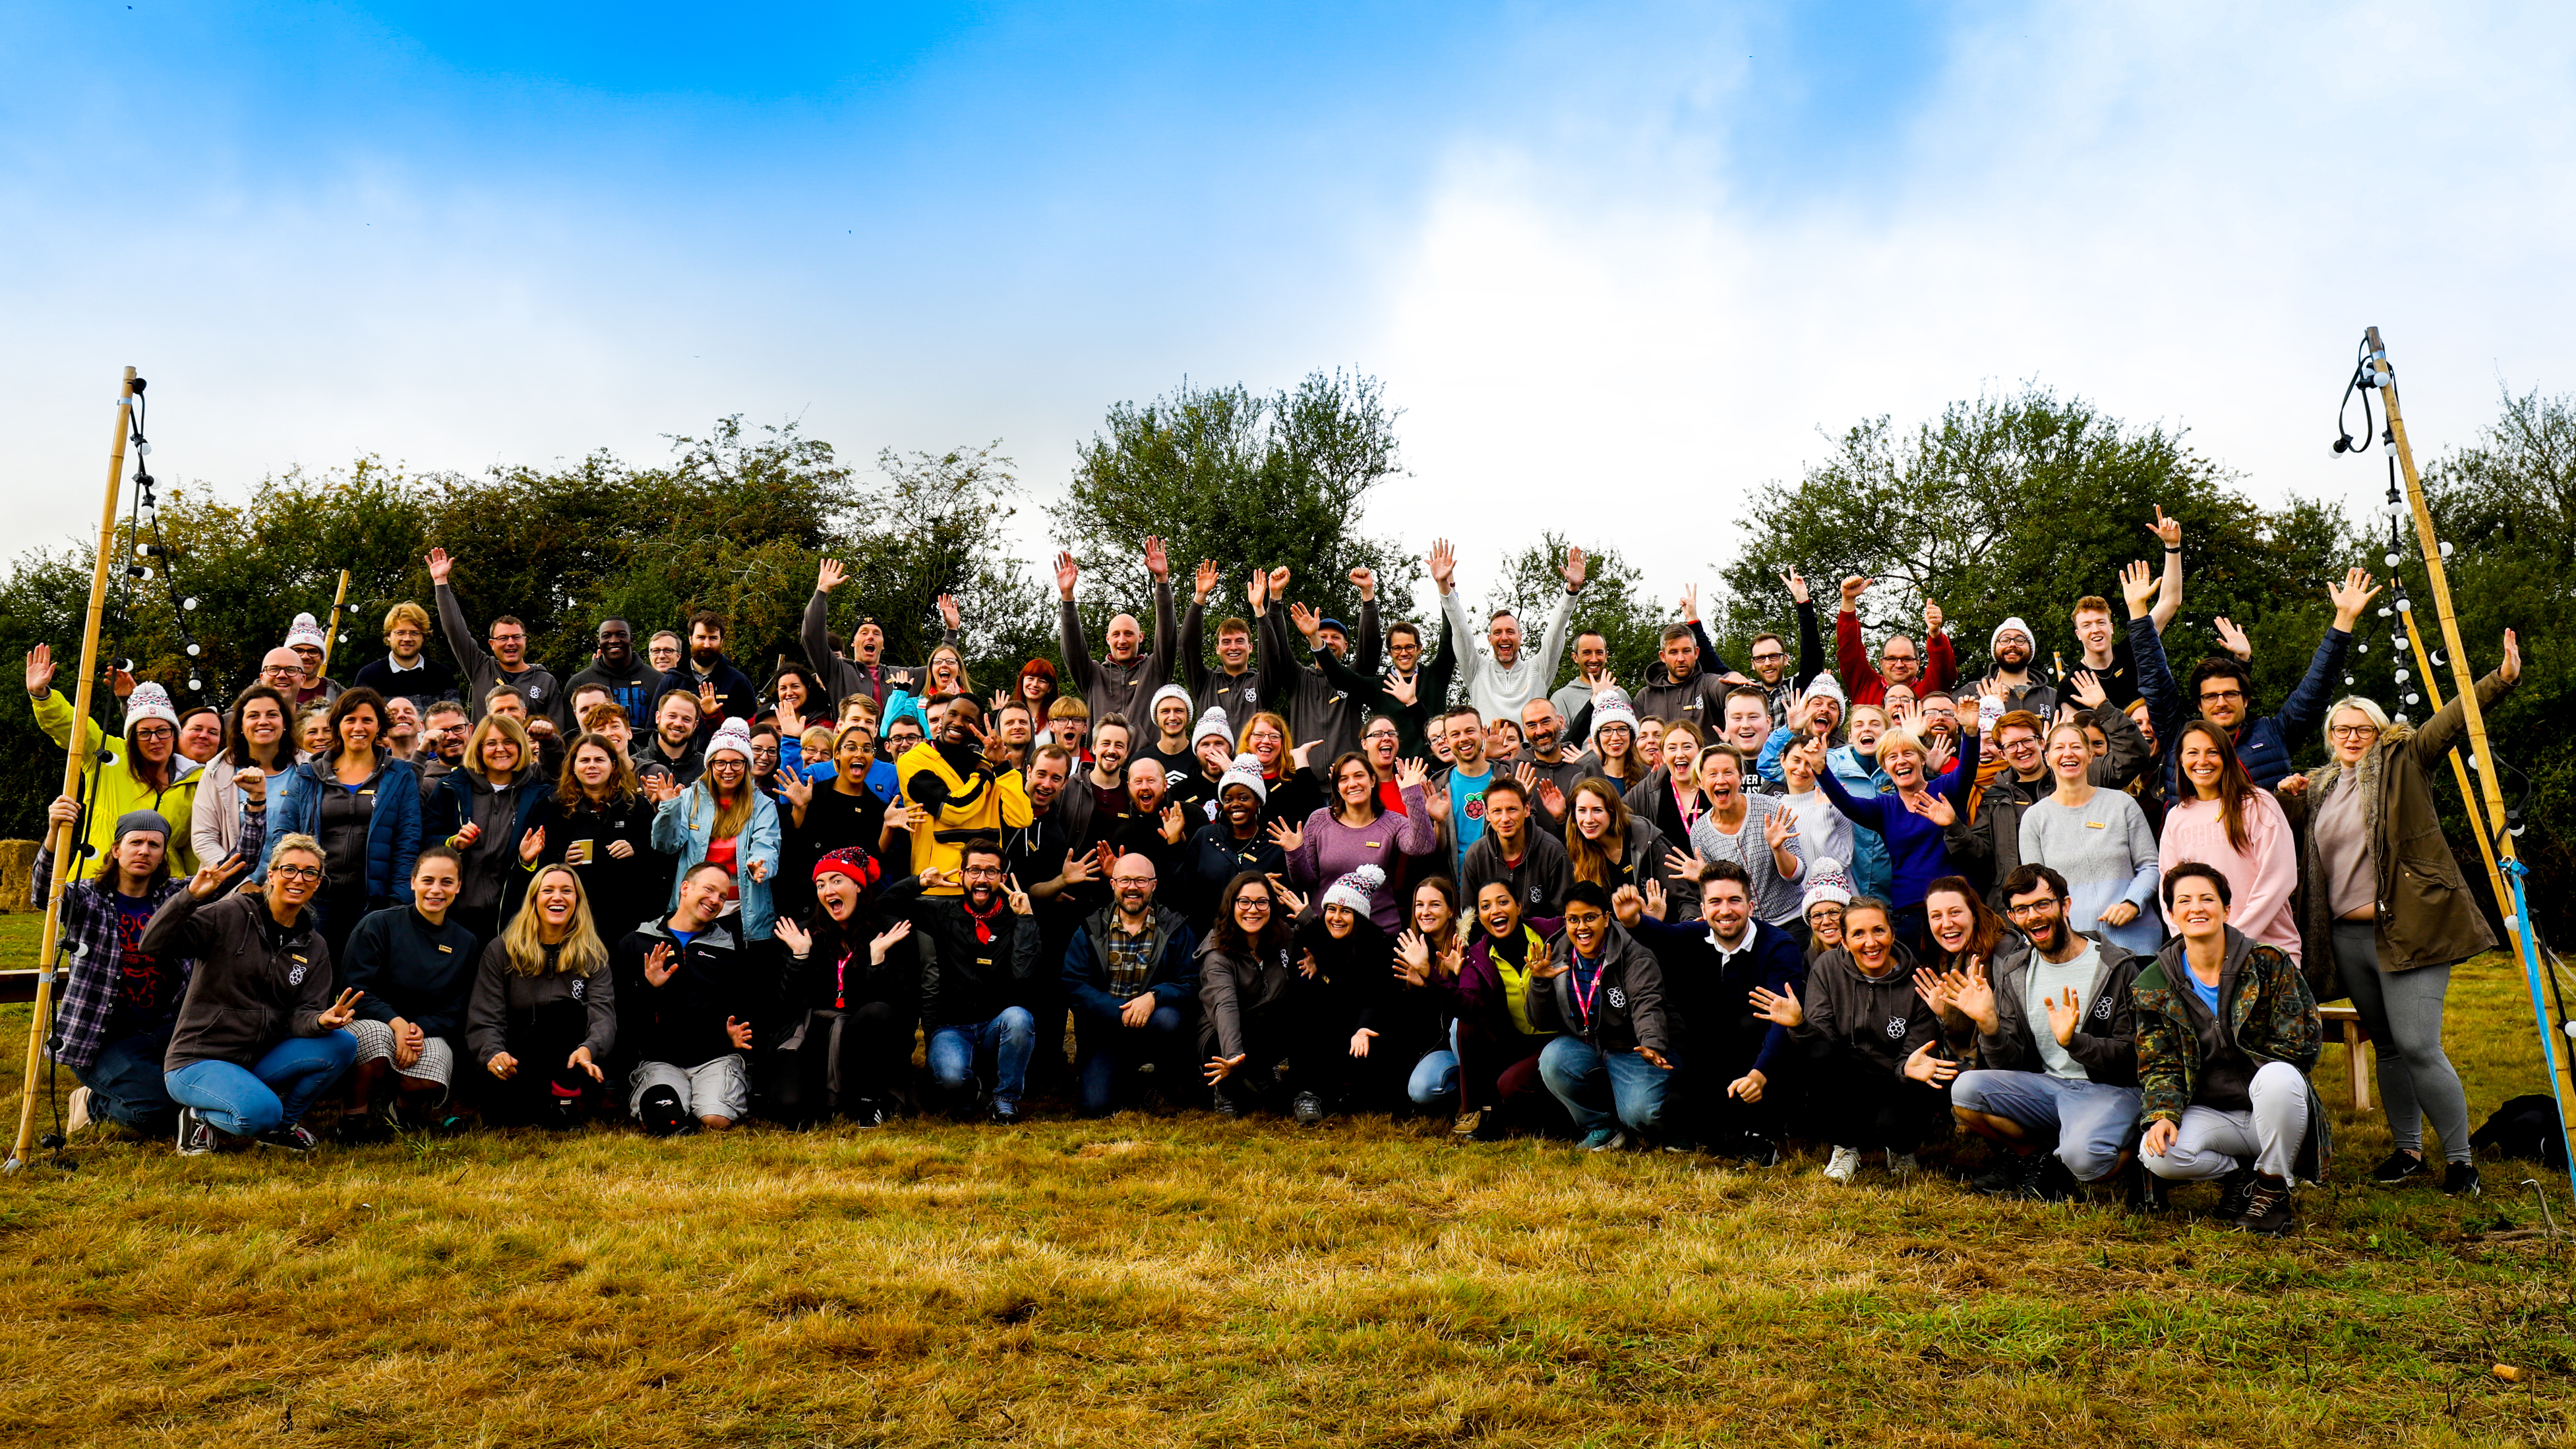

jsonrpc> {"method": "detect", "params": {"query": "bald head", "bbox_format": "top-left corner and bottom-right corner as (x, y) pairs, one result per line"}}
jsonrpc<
(1107, 612), (1145, 662)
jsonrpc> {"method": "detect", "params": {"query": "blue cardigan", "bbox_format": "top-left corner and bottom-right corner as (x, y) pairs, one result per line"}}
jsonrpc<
(1812, 728), (1979, 910)
(651, 784), (782, 942)
(260, 750), (422, 905)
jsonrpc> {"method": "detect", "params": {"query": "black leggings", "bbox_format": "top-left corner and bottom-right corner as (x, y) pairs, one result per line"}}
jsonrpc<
(764, 1001), (911, 1124)
(471, 1001), (603, 1127)
(1804, 1050), (1952, 1152)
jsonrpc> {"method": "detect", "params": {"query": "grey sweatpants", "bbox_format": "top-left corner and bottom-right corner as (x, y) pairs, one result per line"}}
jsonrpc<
(2142, 1059), (2310, 1182)
(2335, 920), (2470, 1163)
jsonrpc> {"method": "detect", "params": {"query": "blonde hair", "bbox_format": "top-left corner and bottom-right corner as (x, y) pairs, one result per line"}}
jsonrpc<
(269, 832), (325, 872)
(1876, 728), (1926, 763)
(465, 713), (531, 777)
(690, 769), (758, 843)
(502, 865), (609, 976)
(2323, 695), (2390, 749)
(383, 601), (432, 637)
(929, 643), (973, 694)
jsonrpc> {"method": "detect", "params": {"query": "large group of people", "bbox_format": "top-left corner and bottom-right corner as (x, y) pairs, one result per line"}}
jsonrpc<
(22, 514), (2523, 1236)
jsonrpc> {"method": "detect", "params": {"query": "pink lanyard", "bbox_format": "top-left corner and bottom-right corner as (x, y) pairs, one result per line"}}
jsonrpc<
(1571, 949), (1605, 1024)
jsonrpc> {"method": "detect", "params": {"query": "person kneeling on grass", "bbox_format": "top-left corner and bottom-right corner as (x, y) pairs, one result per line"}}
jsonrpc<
(40, 801), (188, 1139)
(340, 846), (481, 1135)
(148, 834), (363, 1155)
(465, 863), (615, 1127)
(1282, 866), (1400, 1125)
(1198, 871), (1303, 1117)
(1528, 881), (1672, 1152)
(1448, 880), (1568, 1140)
(1753, 895), (1954, 1184)
(1613, 860), (1805, 1166)
(1062, 852), (1199, 1117)
(770, 846), (925, 1129)
(2134, 862), (2325, 1235)
(616, 860), (756, 1135)
(1937, 864), (2148, 1204)
(879, 841), (1047, 1125)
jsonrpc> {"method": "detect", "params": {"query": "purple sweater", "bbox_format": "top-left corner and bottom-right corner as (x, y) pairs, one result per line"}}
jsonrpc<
(1287, 784), (1435, 932)
(1813, 730), (1981, 910)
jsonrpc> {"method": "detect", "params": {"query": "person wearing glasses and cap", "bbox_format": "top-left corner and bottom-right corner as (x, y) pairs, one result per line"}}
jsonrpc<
(24, 649), (204, 876)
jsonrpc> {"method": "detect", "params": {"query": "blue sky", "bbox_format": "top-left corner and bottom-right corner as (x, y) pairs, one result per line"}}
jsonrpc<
(5, 3), (2573, 622)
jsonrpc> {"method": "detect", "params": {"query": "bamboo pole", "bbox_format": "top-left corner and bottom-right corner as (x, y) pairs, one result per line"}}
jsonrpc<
(2368, 328), (2516, 863)
(2399, 608), (2513, 929)
(318, 568), (350, 678)
(9, 368), (136, 1172)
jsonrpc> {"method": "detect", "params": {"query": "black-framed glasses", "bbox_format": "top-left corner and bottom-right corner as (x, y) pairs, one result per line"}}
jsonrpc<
(2003, 899), (2059, 917)
(272, 864), (323, 881)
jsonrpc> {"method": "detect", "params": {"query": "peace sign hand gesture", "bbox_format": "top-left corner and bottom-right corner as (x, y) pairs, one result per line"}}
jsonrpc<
(1005, 873), (1034, 916)
(187, 854), (250, 900)
(315, 988), (365, 1030)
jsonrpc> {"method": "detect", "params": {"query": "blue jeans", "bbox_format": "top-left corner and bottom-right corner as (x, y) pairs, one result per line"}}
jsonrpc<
(164, 1032), (358, 1137)
(928, 1007), (1038, 1110)
(1950, 1069), (2143, 1182)
(74, 1031), (179, 1133)
(1538, 1035), (1669, 1138)
(1074, 1003), (1184, 1116)
(1407, 1048), (1459, 1108)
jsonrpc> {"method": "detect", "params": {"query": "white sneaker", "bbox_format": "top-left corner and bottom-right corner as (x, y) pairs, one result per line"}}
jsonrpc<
(1824, 1146), (1862, 1185)
(64, 1086), (94, 1137)
(1887, 1150), (1919, 1175)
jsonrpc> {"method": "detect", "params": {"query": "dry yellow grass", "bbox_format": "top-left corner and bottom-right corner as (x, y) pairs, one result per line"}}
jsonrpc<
(2, 954), (2575, 1446)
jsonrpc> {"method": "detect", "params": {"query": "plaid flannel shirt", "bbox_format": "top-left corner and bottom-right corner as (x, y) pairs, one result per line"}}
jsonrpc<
(32, 845), (191, 1071)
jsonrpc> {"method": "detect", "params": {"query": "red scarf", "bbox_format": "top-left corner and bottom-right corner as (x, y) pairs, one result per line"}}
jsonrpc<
(963, 891), (1005, 945)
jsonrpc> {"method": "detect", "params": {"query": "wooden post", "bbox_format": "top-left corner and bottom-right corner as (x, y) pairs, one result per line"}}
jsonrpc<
(2401, 608), (2513, 930)
(9, 368), (136, 1171)
(318, 568), (351, 677)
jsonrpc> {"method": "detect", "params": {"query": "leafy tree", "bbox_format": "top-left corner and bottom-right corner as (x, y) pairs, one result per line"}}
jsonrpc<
(1716, 386), (2353, 696)
(1048, 371), (1417, 653)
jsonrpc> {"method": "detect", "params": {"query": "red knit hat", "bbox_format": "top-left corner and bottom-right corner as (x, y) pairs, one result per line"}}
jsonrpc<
(812, 846), (881, 892)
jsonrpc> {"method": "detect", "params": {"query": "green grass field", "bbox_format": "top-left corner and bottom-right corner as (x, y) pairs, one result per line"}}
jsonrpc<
(2, 930), (2575, 1445)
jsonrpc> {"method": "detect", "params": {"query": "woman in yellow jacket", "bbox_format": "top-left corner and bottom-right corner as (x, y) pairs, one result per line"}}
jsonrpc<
(26, 646), (202, 877)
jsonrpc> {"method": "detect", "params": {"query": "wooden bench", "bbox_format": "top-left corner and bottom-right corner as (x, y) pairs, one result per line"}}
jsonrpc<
(2318, 1003), (2372, 1112)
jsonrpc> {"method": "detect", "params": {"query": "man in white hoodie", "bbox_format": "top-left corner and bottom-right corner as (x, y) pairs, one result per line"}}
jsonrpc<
(1435, 539), (1586, 723)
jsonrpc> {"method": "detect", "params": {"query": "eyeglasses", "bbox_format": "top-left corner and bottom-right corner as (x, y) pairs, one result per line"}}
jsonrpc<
(2329, 723), (2380, 738)
(2198, 689), (2246, 703)
(1880, 652), (1917, 665)
(1750, 650), (1789, 663)
(272, 864), (323, 881)
(2003, 899), (2060, 917)
(1236, 899), (1272, 911)
(131, 725), (175, 742)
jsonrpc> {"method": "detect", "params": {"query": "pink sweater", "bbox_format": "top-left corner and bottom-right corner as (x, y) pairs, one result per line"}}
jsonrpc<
(2159, 790), (2300, 961)
(1288, 785), (1435, 932)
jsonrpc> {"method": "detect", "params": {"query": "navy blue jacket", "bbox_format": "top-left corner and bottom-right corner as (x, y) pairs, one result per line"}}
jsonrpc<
(1062, 905), (1199, 1026)
(2132, 614), (2347, 792)
(260, 750), (423, 906)
(342, 903), (482, 1040)
(1627, 913), (1806, 1078)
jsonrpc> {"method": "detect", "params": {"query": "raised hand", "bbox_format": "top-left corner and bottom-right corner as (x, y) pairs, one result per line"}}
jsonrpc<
(2119, 560), (2161, 618)
(1193, 558), (1220, 603)
(1428, 539), (1456, 591)
(1269, 875), (1309, 917)
(1054, 550), (1080, 599)
(914, 864), (961, 891)
(1513, 761), (1539, 794)
(1640, 879), (1667, 921)
(1159, 803), (1186, 844)
(868, 920), (914, 964)
(2147, 506), (2181, 550)
(187, 854), (249, 899)
(2327, 568), (2382, 630)
(107, 666), (135, 700)
(1247, 567), (1269, 612)
(881, 800), (918, 835)
(1395, 929), (1432, 984)
(696, 680), (720, 717)
(1902, 1040), (1960, 1086)
(937, 593), (962, 632)
(1912, 968), (1957, 1017)
(1265, 817), (1305, 854)
(425, 547), (454, 584)
(643, 941), (678, 988)
(1662, 846), (1712, 884)
(315, 987), (365, 1030)
(2068, 669), (2108, 710)
(1923, 734), (1957, 776)
(1748, 982), (1803, 1027)
(1762, 808), (1797, 852)
(1609, 884), (1644, 926)
(1778, 568), (1811, 605)
(23, 643), (53, 697)
(1536, 777), (1566, 819)
(518, 827), (545, 864)
(1394, 757), (1430, 792)
(1143, 535), (1170, 582)
(777, 771), (814, 812)
(816, 557), (849, 593)
(1289, 740), (1319, 771)
(725, 1016), (754, 1050)
(1004, 873), (1034, 915)
(2503, 627), (2523, 683)
(1677, 583), (1700, 624)
(1288, 601), (1321, 643)
(1350, 566), (1376, 601)
(1900, 789), (1957, 827)
(2211, 616), (2252, 663)
(1056, 850), (1096, 887)
(1922, 597), (1944, 637)
(452, 820), (485, 850)
(1952, 957), (1996, 1030)
(1840, 575), (1870, 606)
(1562, 546), (1588, 593)
(773, 916), (812, 958)
(1384, 672), (1418, 706)
(1267, 566), (1292, 599)
(2042, 986), (2082, 1047)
